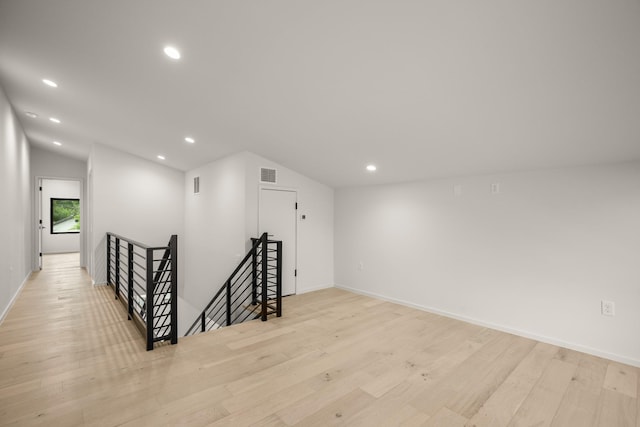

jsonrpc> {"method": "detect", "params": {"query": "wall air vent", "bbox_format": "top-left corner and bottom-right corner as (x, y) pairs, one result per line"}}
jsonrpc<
(260, 167), (277, 184)
(193, 176), (200, 194)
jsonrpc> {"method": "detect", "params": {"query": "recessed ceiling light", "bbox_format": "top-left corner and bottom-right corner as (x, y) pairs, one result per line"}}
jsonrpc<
(163, 46), (181, 60)
(25, 112), (38, 118)
(42, 78), (58, 88)
(366, 164), (377, 172)
(49, 117), (61, 124)
(184, 137), (195, 143)
(157, 155), (166, 160)
(52, 141), (62, 146)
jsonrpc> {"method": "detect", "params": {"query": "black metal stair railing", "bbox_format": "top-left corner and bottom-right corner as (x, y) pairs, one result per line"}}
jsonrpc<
(106, 232), (178, 350)
(250, 235), (282, 319)
(185, 232), (282, 336)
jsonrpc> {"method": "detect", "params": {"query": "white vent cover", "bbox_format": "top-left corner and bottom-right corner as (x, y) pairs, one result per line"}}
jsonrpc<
(193, 176), (200, 194)
(260, 167), (277, 183)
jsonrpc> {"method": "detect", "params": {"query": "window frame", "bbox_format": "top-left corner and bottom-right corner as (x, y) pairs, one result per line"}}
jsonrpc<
(50, 198), (81, 235)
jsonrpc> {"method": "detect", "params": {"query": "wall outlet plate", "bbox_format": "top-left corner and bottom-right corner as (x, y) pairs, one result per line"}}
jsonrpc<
(601, 300), (615, 316)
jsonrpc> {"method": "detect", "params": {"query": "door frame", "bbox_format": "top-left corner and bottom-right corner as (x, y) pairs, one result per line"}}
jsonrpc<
(34, 176), (85, 270)
(258, 185), (298, 295)
(36, 178), (43, 270)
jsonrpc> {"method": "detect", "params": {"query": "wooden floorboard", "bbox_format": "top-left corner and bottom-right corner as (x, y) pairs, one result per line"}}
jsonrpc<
(0, 254), (637, 426)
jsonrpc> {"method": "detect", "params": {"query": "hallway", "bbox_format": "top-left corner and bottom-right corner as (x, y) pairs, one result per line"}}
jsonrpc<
(0, 254), (148, 424)
(41, 252), (80, 270)
(0, 257), (638, 425)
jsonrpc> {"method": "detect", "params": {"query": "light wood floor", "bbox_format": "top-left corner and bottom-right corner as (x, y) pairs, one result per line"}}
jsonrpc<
(41, 252), (80, 270)
(0, 257), (638, 426)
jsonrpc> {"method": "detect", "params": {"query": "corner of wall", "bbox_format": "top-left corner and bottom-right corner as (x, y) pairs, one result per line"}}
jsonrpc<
(0, 273), (31, 325)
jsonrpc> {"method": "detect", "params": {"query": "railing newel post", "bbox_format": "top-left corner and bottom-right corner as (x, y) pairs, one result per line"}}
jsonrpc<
(261, 233), (268, 321)
(115, 238), (120, 299)
(106, 234), (111, 286)
(276, 240), (282, 317)
(226, 280), (232, 326)
(145, 247), (154, 351)
(170, 235), (178, 345)
(201, 312), (206, 332)
(127, 243), (134, 320)
(251, 239), (258, 306)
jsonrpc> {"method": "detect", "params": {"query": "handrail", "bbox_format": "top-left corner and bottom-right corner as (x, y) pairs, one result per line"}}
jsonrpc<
(197, 237), (264, 316)
(106, 232), (169, 250)
(224, 237), (264, 288)
(106, 232), (178, 350)
(185, 232), (282, 336)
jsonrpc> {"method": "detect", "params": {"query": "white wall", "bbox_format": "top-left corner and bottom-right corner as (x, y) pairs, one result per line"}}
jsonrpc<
(182, 151), (334, 314)
(31, 147), (86, 179)
(41, 179), (81, 254)
(335, 162), (640, 367)
(177, 296), (201, 337)
(183, 153), (247, 308)
(89, 143), (184, 285)
(31, 148), (87, 266)
(0, 85), (31, 322)
(244, 152), (334, 294)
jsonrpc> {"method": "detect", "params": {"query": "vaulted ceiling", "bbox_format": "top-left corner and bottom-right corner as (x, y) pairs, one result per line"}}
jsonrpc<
(1, 0), (639, 187)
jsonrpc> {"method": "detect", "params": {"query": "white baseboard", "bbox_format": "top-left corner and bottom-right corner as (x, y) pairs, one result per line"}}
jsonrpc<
(92, 279), (107, 286)
(297, 284), (333, 295)
(335, 284), (640, 368)
(0, 273), (31, 325)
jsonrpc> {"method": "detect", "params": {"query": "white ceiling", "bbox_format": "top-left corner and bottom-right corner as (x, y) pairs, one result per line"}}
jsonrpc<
(1, 0), (639, 187)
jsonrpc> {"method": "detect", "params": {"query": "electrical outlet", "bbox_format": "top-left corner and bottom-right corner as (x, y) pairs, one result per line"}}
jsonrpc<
(601, 300), (615, 316)
(454, 184), (462, 196)
(490, 183), (500, 194)
(358, 262), (364, 271)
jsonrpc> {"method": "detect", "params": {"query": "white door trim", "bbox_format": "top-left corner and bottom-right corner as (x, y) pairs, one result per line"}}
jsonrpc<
(34, 176), (85, 270)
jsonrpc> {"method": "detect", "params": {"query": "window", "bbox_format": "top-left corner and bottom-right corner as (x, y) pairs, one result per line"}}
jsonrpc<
(50, 198), (80, 234)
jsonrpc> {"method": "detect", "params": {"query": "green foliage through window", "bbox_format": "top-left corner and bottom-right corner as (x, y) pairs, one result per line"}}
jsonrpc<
(51, 198), (80, 234)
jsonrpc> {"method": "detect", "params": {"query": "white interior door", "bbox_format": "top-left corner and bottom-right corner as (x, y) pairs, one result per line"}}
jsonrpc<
(259, 188), (297, 296)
